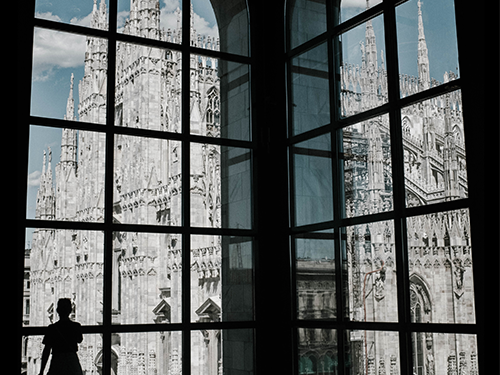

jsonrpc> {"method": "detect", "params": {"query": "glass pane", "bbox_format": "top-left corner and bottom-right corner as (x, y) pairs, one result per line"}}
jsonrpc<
(31, 28), (107, 124)
(293, 133), (333, 226)
(23, 334), (102, 375)
(116, 331), (182, 375)
(191, 235), (253, 322)
(191, 329), (254, 375)
(339, 0), (383, 24)
(114, 134), (182, 226)
(115, 41), (182, 132)
(344, 221), (398, 322)
(27, 126), (106, 222)
(35, 0), (109, 30)
(410, 333), (478, 375)
(297, 328), (337, 374)
(289, 0), (327, 50)
(295, 230), (336, 320)
(112, 232), (182, 324)
(208, 0), (249, 56)
(24, 229), (104, 327)
(342, 114), (393, 217)
(190, 56), (251, 140)
(117, 0), (182, 43)
(345, 330), (399, 375)
(291, 42), (330, 136)
(401, 90), (467, 207)
(397, 0), (459, 97)
(407, 209), (475, 324)
(220, 146), (253, 229)
(339, 15), (387, 117)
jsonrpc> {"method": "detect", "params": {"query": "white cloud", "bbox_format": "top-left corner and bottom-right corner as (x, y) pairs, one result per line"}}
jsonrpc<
(32, 13), (87, 81)
(192, 12), (218, 38)
(28, 170), (42, 187)
(163, 0), (181, 13)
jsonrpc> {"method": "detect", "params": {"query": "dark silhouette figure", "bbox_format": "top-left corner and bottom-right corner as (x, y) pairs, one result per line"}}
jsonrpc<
(39, 298), (83, 375)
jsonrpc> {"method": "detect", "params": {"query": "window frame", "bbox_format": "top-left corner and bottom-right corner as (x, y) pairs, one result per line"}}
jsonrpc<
(285, 0), (497, 374)
(17, 1), (256, 375)
(15, 1), (498, 375)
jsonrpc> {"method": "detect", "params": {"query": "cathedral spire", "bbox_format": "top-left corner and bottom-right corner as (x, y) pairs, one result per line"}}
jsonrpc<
(64, 74), (75, 121)
(417, 0), (430, 90)
(35, 148), (56, 220)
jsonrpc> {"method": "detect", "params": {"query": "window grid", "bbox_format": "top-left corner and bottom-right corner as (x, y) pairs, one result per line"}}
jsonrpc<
(21, 1), (255, 375)
(286, 1), (476, 374)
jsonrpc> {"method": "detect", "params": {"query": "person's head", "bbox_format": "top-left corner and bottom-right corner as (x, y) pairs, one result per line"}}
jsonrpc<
(56, 298), (73, 319)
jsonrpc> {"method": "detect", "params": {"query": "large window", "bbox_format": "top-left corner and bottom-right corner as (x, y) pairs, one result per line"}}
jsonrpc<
(20, 1), (253, 375)
(16, 1), (496, 375)
(287, 0), (482, 374)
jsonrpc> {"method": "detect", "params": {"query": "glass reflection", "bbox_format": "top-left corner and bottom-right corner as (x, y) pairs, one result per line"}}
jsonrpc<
(339, 15), (387, 117)
(189, 56), (251, 140)
(401, 90), (467, 207)
(293, 133), (333, 226)
(191, 329), (253, 375)
(191, 235), (253, 322)
(342, 114), (393, 217)
(289, 0), (327, 50)
(295, 230), (336, 320)
(407, 209), (475, 324)
(291, 42), (330, 135)
(344, 221), (398, 322)
(297, 328), (337, 374)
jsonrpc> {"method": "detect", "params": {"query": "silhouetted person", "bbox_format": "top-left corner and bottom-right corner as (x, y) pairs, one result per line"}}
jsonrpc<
(38, 298), (83, 375)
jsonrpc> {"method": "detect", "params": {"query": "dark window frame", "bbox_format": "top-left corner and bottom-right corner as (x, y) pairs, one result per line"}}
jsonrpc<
(285, 0), (498, 374)
(15, 1), (498, 375)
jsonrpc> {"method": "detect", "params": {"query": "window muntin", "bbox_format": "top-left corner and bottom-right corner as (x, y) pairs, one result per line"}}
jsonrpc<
(22, 1), (253, 375)
(287, 1), (477, 374)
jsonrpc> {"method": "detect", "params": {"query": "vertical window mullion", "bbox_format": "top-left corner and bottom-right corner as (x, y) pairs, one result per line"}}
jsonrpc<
(181, 2), (192, 375)
(103, 1), (118, 375)
(382, 2), (413, 374)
